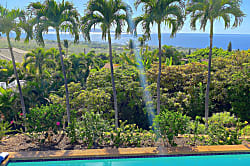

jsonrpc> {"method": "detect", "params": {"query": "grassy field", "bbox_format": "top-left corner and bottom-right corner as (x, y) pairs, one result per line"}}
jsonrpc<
(0, 37), (192, 63)
(0, 37), (132, 55)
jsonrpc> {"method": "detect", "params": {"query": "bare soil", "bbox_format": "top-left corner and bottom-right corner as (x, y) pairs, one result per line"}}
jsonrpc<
(1, 134), (249, 152)
(0, 133), (85, 152)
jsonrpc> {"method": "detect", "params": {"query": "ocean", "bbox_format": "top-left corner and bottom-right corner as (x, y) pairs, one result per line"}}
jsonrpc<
(7, 32), (250, 50)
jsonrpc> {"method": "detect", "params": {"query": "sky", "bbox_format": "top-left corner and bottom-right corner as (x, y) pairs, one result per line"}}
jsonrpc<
(0, 0), (249, 34)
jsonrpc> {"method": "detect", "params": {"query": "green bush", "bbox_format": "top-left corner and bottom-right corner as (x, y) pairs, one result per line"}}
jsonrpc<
(66, 113), (156, 148)
(153, 110), (190, 147)
(206, 112), (237, 127)
(87, 66), (149, 129)
(187, 116), (206, 146)
(76, 111), (111, 148)
(186, 47), (232, 62)
(206, 112), (243, 145)
(103, 121), (156, 148)
(23, 104), (65, 143)
(0, 87), (20, 122)
(0, 120), (13, 142)
(241, 124), (250, 136)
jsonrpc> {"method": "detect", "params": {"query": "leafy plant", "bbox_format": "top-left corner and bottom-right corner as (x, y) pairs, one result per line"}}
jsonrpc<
(104, 121), (156, 148)
(153, 110), (190, 147)
(76, 111), (111, 149)
(205, 112), (243, 145)
(187, 116), (205, 146)
(241, 124), (250, 136)
(23, 104), (65, 143)
(0, 120), (13, 142)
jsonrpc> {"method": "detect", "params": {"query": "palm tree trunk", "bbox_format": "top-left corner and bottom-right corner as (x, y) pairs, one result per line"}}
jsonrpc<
(108, 29), (118, 128)
(205, 20), (214, 129)
(157, 23), (162, 115)
(56, 28), (71, 124)
(7, 33), (26, 124)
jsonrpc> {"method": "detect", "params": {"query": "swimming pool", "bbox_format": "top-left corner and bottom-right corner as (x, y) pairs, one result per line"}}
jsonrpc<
(7, 153), (250, 166)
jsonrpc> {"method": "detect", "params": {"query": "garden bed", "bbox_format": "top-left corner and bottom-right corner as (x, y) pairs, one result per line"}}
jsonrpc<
(1, 133), (249, 152)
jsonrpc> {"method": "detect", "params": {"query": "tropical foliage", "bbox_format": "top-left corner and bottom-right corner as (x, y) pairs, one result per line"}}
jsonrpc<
(186, 0), (245, 128)
(81, 0), (131, 128)
(28, 0), (80, 124)
(0, 0), (249, 148)
(134, 0), (185, 114)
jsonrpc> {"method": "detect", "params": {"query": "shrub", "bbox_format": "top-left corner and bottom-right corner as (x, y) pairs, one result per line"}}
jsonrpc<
(23, 104), (65, 143)
(0, 87), (20, 122)
(67, 113), (156, 148)
(153, 110), (190, 147)
(103, 121), (156, 148)
(241, 124), (250, 136)
(205, 112), (243, 145)
(187, 116), (206, 146)
(0, 120), (13, 142)
(76, 111), (111, 148)
(87, 66), (149, 129)
(206, 112), (237, 127)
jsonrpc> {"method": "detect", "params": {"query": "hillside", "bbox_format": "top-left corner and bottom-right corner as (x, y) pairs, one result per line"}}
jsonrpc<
(0, 48), (28, 63)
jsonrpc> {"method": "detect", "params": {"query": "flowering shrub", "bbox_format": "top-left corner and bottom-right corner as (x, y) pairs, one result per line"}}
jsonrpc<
(23, 104), (65, 143)
(205, 112), (243, 145)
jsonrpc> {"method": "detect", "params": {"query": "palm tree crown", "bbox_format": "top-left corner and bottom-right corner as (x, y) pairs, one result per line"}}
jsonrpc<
(81, 0), (131, 41)
(134, 0), (184, 37)
(186, 0), (244, 31)
(0, 6), (23, 40)
(28, 0), (80, 46)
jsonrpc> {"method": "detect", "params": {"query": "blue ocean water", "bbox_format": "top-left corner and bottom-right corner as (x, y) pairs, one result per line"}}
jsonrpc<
(7, 32), (250, 50)
(7, 154), (250, 166)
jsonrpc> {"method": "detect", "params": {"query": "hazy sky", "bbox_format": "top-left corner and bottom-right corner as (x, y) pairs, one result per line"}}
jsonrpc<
(0, 0), (249, 34)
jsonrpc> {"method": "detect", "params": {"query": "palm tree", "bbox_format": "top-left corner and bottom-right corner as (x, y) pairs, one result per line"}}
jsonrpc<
(28, 0), (80, 124)
(0, 6), (32, 120)
(186, 0), (245, 129)
(23, 48), (56, 76)
(81, 0), (131, 128)
(134, 0), (185, 115)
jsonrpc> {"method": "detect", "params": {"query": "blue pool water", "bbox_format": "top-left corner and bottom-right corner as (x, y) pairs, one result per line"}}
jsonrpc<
(7, 154), (250, 166)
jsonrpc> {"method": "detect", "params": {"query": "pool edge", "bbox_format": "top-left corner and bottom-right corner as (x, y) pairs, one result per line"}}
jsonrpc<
(2, 144), (250, 166)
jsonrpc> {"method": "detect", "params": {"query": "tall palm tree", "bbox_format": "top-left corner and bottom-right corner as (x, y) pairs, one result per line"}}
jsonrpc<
(28, 0), (80, 124)
(134, 0), (185, 115)
(0, 6), (32, 120)
(81, 0), (131, 128)
(186, 0), (245, 129)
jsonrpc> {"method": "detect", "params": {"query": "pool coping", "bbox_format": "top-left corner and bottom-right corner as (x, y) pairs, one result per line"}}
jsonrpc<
(2, 144), (250, 165)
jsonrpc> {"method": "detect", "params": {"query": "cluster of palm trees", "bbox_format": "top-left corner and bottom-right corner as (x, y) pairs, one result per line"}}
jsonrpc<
(0, 0), (244, 129)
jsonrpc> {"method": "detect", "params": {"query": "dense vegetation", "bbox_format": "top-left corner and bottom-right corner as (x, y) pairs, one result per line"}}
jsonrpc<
(1, 46), (249, 147)
(0, 0), (249, 148)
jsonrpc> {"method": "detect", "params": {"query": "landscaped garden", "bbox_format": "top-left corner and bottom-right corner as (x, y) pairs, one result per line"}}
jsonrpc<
(0, 0), (249, 153)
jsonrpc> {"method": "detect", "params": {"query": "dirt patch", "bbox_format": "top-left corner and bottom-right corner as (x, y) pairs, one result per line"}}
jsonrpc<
(0, 133), (79, 152)
(1, 134), (249, 152)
